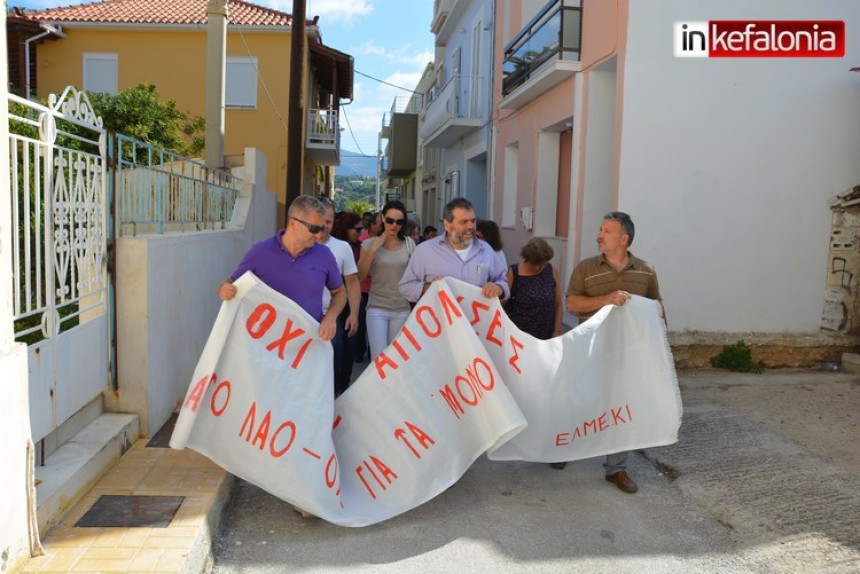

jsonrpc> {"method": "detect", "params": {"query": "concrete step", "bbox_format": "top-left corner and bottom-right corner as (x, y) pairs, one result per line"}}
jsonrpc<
(35, 413), (139, 534)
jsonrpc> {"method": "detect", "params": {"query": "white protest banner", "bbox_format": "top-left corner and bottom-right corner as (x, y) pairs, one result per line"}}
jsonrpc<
(440, 280), (681, 463)
(170, 272), (528, 527)
(171, 273), (682, 526)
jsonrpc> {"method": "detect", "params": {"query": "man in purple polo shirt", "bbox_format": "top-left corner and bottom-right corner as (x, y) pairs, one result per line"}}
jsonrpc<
(399, 197), (508, 302)
(218, 195), (345, 341)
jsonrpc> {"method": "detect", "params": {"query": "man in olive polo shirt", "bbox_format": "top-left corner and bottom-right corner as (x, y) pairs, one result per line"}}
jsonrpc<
(560, 211), (664, 494)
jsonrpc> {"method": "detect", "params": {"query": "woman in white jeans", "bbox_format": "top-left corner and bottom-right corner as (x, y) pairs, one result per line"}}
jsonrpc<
(358, 200), (414, 361)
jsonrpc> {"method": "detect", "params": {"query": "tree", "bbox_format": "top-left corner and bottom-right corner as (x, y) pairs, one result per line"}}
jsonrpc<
(345, 199), (374, 216)
(87, 84), (205, 157)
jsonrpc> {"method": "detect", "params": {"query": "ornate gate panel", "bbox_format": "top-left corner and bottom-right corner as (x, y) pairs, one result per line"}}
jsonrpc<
(8, 86), (109, 444)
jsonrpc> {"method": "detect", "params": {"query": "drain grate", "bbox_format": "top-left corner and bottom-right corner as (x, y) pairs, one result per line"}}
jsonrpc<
(146, 412), (178, 448)
(75, 495), (185, 528)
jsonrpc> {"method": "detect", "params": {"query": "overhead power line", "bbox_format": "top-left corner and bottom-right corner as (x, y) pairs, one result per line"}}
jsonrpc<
(355, 69), (424, 95)
(339, 106), (373, 157)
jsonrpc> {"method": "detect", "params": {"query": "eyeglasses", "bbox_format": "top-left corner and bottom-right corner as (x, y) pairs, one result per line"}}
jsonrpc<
(291, 217), (325, 234)
(385, 217), (406, 226)
(354, 226), (363, 231)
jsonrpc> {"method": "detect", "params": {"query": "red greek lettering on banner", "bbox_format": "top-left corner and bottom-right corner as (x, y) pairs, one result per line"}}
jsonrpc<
(184, 373), (217, 412)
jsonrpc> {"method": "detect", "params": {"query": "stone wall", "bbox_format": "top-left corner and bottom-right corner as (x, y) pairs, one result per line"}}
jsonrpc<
(822, 187), (860, 334)
(669, 330), (858, 369)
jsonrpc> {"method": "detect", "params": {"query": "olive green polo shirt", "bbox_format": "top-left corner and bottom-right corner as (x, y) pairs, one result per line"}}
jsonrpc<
(566, 252), (661, 323)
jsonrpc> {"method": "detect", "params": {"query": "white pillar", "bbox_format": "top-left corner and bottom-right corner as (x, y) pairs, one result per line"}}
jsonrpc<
(205, 0), (228, 168)
(1, 7), (42, 566)
(1, 13), (13, 345)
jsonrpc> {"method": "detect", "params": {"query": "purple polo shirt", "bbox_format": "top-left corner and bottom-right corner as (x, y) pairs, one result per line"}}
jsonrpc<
(230, 230), (343, 321)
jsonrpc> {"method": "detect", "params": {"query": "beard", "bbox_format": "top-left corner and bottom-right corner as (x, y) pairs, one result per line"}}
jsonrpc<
(451, 233), (473, 249)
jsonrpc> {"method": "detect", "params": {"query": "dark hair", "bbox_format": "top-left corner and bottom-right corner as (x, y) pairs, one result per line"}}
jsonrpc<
(402, 219), (419, 240)
(520, 238), (554, 265)
(368, 212), (382, 236)
(381, 200), (407, 240)
(443, 197), (473, 222)
(423, 225), (437, 236)
(604, 211), (635, 246)
(476, 219), (503, 251)
(331, 211), (362, 242)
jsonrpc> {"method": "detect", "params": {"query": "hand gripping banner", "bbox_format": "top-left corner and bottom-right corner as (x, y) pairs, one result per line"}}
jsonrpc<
(170, 272), (682, 526)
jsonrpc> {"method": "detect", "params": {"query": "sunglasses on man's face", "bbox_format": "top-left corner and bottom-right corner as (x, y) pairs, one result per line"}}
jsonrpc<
(385, 217), (406, 226)
(291, 217), (325, 234)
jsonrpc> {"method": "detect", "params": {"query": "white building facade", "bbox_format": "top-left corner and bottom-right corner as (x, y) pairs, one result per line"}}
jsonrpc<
(492, 0), (860, 364)
(424, 0), (496, 219)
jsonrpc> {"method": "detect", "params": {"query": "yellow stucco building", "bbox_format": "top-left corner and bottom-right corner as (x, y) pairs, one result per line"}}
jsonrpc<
(8, 0), (353, 225)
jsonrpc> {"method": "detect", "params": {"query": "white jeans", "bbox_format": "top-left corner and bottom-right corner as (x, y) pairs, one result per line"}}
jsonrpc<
(366, 307), (410, 361)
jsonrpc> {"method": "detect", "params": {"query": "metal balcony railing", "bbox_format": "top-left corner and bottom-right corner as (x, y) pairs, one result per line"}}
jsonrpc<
(307, 107), (339, 146)
(502, 0), (583, 95)
(421, 74), (484, 144)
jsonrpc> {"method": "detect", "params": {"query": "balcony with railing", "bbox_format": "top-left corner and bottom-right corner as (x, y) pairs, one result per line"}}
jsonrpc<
(420, 74), (484, 148)
(306, 107), (341, 165)
(380, 97), (420, 177)
(431, 0), (453, 35)
(500, 0), (583, 109)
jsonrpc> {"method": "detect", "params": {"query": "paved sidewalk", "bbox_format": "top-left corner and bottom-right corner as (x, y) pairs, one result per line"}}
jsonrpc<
(17, 440), (233, 574)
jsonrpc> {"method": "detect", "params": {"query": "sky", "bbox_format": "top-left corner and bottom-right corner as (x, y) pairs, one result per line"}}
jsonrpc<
(10, 0), (436, 158)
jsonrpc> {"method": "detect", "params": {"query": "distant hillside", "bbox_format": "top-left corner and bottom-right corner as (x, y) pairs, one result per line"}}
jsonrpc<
(337, 150), (378, 177)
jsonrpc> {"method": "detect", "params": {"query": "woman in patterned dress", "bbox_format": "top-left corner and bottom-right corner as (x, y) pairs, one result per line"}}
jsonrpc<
(504, 238), (562, 340)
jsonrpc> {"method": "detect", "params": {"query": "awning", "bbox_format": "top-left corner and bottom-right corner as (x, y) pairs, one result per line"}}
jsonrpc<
(309, 41), (354, 102)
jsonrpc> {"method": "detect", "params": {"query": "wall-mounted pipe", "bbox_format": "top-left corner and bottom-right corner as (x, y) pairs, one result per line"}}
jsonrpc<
(24, 22), (65, 99)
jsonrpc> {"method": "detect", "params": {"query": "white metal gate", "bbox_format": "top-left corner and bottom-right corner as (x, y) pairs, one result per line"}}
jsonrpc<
(8, 86), (109, 444)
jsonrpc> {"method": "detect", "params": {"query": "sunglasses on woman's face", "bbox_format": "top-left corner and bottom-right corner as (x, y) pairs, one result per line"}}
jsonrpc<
(291, 217), (325, 234)
(385, 217), (406, 226)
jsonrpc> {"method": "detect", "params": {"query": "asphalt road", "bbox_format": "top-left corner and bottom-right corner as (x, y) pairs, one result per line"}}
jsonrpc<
(211, 369), (860, 573)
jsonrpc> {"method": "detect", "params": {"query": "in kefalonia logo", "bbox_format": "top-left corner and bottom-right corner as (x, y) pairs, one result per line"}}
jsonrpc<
(673, 20), (845, 58)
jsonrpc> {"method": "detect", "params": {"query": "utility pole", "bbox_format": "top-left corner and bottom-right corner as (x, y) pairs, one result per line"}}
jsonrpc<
(375, 132), (382, 210)
(204, 0), (227, 169)
(285, 0), (306, 214)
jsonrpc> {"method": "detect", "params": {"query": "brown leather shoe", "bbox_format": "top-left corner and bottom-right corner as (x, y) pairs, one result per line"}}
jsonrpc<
(550, 462), (567, 470)
(605, 470), (638, 493)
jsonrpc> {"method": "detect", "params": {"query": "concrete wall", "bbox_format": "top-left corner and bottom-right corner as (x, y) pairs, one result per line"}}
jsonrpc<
(0, 344), (32, 572)
(1, 8), (39, 569)
(618, 0), (860, 335)
(107, 148), (277, 436)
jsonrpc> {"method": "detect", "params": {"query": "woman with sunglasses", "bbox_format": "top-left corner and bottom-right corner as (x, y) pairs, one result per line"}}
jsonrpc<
(358, 200), (415, 361)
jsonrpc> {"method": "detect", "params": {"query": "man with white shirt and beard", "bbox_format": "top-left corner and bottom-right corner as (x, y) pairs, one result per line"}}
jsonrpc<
(399, 197), (508, 303)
